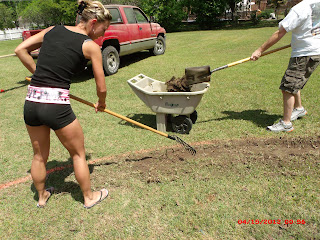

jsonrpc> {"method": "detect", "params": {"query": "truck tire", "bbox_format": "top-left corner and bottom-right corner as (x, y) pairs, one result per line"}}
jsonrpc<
(150, 36), (166, 56)
(102, 46), (120, 75)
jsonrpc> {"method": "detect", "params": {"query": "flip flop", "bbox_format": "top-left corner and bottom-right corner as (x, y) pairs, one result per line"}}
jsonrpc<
(37, 187), (54, 208)
(84, 189), (108, 209)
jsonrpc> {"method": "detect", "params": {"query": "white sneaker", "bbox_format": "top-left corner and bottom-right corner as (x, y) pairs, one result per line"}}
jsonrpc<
(291, 107), (307, 121)
(267, 119), (294, 132)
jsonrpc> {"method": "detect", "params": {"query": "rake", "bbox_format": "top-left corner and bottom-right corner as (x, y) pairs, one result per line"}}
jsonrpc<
(25, 77), (196, 155)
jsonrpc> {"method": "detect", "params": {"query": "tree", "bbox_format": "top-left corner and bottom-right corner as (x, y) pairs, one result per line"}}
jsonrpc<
(139, 0), (186, 32)
(269, 0), (288, 19)
(226, 0), (242, 21)
(101, 0), (140, 4)
(189, 0), (227, 28)
(0, 4), (16, 30)
(59, 0), (78, 25)
(19, 0), (77, 28)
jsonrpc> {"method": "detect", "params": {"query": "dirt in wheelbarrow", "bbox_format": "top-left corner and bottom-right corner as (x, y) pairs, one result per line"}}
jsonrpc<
(94, 135), (320, 184)
(166, 75), (191, 92)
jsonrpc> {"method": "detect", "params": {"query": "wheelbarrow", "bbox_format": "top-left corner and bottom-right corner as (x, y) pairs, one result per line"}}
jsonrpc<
(127, 74), (210, 134)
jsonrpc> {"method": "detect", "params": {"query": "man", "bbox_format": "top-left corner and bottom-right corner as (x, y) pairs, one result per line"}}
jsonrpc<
(251, 0), (320, 132)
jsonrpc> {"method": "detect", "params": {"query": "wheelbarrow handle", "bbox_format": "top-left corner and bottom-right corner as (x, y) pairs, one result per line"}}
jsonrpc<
(211, 44), (291, 73)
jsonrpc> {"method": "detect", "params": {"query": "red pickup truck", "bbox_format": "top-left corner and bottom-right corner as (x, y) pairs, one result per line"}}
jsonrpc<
(22, 5), (166, 75)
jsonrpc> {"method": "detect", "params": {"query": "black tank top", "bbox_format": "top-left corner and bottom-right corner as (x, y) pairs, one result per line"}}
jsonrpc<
(31, 25), (91, 89)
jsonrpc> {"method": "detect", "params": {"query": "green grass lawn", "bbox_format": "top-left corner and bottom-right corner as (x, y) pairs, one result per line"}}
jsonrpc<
(0, 27), (319, 239)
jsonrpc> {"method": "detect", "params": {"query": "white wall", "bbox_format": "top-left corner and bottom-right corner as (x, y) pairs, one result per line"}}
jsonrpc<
(0, 28), (28, 41)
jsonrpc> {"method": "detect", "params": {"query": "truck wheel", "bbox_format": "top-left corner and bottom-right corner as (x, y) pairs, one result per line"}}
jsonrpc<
(150, 36), (166, 56)
(102, 46), (120, 75)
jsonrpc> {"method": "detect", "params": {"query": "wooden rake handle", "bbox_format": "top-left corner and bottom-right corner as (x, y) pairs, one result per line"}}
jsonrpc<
(69, 94), (169, 138)
(70, 93), (196, 155)
(211, 44), (291, 73)
(25, 77), (169, 138)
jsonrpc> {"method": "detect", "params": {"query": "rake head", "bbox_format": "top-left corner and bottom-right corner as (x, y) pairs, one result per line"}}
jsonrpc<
(168, 135), (196, 155)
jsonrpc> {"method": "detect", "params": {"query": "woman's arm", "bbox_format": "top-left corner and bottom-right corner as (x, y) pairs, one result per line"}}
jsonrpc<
(15, 27), (53, 74)
(82, 40), (107, 112)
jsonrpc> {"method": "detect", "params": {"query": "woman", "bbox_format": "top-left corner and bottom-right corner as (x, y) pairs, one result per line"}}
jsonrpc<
(15, 0), (112, 209)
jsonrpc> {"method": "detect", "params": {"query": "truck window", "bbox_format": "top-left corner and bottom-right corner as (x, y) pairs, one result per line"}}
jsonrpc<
(133, 9), (149, 23)
(123, 7), (136, 24)
(107, 8), (122, 23)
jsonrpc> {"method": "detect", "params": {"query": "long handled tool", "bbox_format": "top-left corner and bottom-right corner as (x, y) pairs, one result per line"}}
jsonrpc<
(25, 77), (196, 155)
(185, 44), (291, 83)
(210, 44), (291, 73)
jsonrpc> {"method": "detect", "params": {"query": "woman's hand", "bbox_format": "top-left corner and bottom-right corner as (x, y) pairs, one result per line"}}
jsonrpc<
(15, 26), (53, 74)
(95, 101), (106, 113)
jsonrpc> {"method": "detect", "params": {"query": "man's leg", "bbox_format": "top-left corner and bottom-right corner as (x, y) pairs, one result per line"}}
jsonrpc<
(293, 90), (302, 109)
(282, 90), (295, 124)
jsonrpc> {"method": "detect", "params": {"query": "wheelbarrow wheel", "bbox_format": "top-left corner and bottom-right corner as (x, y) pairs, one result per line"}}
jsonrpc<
(171, 115), (193, 134)
(190, 110), (198, 124)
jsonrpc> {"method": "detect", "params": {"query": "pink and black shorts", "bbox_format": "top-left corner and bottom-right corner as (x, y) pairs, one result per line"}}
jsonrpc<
(24, 86), (76, 130)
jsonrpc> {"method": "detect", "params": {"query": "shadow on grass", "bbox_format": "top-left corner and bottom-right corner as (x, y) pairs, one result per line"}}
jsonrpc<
(72, 65), (95, 84)
(118, 113), (157, 130)
(0, 80), (29, 94)
(72, 51), (152, 83)
(210, 109), (282, 127)
(118, 113), (187, 133)
(101, 110), (281, 132)
(30, 154), (117, 204)
(119, 51), (151, 68)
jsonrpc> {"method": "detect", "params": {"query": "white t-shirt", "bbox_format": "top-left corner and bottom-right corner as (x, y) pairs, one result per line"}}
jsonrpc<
(279, 0), (320, 57)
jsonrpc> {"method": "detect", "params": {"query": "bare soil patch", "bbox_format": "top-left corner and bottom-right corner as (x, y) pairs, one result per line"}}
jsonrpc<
(118, 135), (320, 183)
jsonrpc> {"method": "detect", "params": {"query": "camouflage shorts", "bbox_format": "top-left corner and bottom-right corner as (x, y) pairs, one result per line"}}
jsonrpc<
(280, 55), (320, 94)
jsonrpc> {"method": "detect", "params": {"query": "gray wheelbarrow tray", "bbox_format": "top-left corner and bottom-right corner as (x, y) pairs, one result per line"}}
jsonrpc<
(127, 74), (210, 133)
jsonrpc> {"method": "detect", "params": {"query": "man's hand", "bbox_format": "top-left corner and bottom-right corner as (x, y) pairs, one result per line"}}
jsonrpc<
(251, 49), (262, 61)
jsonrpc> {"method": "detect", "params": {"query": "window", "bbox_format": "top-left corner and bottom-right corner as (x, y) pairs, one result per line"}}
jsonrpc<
(133, 9), (148, 23)
(107, 8), (122, 23)
(123, 7), (136, 24)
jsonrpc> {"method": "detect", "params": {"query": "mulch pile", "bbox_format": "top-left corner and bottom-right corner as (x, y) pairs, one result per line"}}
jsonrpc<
(165, 66), (211, 92)
(165, 75), (190, 92)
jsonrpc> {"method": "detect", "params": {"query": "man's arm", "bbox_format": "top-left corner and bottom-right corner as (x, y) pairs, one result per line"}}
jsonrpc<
(251, 26), (287, 61)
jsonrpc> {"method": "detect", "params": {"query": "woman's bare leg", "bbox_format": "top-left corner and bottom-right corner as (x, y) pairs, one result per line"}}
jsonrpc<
(55, 119), (107, 207)
(26, 125), (51, 206)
